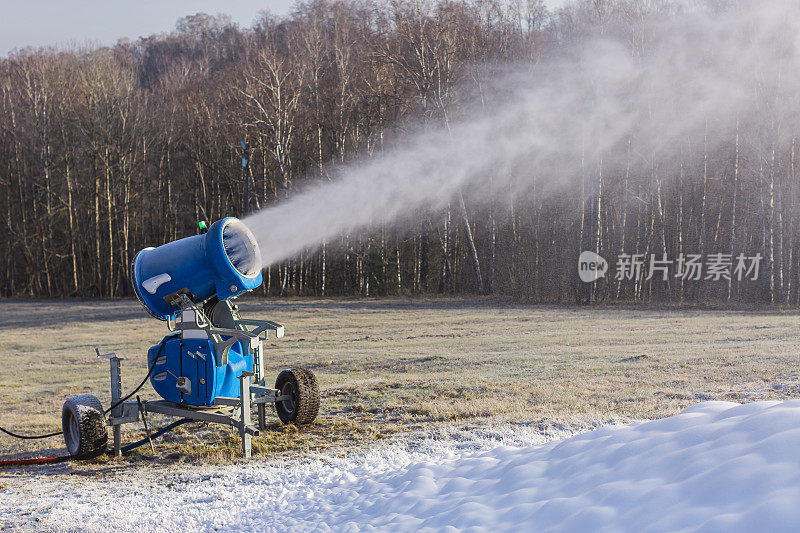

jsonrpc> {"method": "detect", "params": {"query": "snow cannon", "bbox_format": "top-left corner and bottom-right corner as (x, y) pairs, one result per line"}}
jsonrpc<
(131, 217), (263, 320)
(59, 217), (319, 460)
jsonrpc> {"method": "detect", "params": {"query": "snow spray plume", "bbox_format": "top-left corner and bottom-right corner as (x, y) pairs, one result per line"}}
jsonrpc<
(246, 0), (800, 267)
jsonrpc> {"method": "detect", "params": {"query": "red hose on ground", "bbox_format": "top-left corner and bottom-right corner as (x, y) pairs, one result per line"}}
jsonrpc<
(0, 455), (71, 467)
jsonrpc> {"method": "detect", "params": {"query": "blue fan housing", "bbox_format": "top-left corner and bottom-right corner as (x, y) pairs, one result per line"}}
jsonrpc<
(131, 217), (263, 320)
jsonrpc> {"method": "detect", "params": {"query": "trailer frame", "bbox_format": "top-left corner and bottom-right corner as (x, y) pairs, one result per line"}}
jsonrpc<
(99, 309), (293, 459)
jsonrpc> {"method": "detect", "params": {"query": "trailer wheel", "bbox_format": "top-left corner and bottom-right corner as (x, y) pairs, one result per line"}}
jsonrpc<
(295, 368), (320, 425)
(275, 368), (320, 425)
(62, 395), (108, 458)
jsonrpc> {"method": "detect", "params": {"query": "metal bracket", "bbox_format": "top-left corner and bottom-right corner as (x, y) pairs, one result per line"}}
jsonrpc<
(249, 385), (288, 405)
(207, 328), (259, 366)
(234, 319), (285, 339)
(249, 384), (273, 396)
(212, 396), (240, 407)
(95, 347), (119, 359)
(107, 401), (140, 426)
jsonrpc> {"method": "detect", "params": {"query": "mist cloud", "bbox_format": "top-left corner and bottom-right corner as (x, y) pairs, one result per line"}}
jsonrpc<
(246, 0), (800, 268)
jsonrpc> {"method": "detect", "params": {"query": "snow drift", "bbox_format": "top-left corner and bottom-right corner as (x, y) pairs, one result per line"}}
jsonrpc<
(4, 401), (800, 531)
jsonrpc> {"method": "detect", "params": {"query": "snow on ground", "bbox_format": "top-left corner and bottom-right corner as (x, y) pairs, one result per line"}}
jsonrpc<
(4, 401), (800, 532)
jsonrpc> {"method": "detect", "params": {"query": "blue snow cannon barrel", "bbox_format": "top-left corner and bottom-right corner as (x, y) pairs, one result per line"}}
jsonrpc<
(131, 217), (263, 320)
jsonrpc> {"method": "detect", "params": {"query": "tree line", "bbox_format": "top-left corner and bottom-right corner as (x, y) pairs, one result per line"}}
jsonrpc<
(1, 0), (798, 304)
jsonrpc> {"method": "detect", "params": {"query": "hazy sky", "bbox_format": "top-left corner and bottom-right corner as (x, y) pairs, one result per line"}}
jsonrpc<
(1, 0), (570, 57)
(0, 0), (293, 56)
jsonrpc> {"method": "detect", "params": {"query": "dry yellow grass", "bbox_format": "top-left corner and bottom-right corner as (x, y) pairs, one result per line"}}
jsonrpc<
(1, 297), (799, 463)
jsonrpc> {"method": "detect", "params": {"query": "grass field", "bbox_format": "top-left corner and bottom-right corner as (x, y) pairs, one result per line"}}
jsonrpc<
(1, 297), (800, 464)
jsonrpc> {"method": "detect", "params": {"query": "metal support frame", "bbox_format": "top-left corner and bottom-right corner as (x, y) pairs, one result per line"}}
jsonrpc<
(105, 358), (282, 458)
(99, 296), (287, 459)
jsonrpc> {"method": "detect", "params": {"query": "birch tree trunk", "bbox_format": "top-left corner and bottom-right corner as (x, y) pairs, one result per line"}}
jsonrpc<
(727, 122), (739, 301)
(458, 192), (484, 294)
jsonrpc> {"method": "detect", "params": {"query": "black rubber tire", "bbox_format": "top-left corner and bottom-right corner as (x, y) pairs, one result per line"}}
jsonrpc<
(295, 368), (320, 425)
(274, 368), (320, 425)
(62, 395), (108, 458)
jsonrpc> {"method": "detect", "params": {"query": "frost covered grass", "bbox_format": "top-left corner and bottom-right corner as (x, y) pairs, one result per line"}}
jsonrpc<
(1, 298), (800, 461)
(4, 401), (800, 531)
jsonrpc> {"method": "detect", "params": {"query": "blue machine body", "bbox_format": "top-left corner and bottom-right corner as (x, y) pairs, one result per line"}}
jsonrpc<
(131, 217), (263, 321)
(132, 216), (264, 407)
(148, 336), (253, 406)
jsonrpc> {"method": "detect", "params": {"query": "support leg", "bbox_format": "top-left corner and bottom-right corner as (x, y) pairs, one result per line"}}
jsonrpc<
(253, 343), (266, 430)
(239, 372), (253, 459)
(257, 403), (266, 430)
(109, 356), (124, 458)
(113, 426), (122, 457)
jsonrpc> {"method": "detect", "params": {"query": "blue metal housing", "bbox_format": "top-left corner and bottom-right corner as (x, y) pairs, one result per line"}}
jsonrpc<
(131, 217), (263, 320)
(148, 336), (253, 406)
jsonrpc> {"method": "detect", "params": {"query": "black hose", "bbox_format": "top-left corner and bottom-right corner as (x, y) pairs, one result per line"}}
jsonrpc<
(118, 418), (193, 453)
(0, 427), (61, 440)
(104, 333), (179, 415)
(1, 333), (179, 441)
(2, 418), (194, 466)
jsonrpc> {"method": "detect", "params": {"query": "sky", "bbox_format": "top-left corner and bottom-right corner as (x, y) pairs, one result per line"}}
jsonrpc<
(0, 0), (293, 56)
